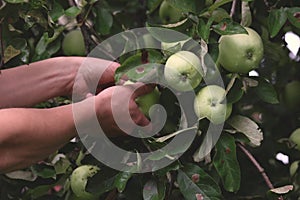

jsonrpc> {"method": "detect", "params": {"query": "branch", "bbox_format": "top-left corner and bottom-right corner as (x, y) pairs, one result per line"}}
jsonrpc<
(230, 0), (238, 18)
(237, 143), (274, 189)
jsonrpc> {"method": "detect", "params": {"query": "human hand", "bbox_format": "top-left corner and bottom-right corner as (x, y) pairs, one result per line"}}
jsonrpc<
(70, 57), (120, 101)
(95, 82), (155, 137)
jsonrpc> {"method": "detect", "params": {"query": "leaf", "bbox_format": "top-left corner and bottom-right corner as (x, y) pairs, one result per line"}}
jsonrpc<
(146, 25), (190, 43)
(53, 157), (71, 175)
(270, 185), (294, 194)
(4, 0), (26, 3)
(240, 1), (252, 27)
(49, 1), (65, 22)
(213, 133), (241, 192)
(212, 18), (248, 35)
(286, 7), (300, 29)
(177, 164), (222, 200)
(166, 0), (198, 14)
(5, 170), (37, 182)
(4, 45), (21, 63)
(114, 171), (133, 193)
(226, 78), (244, 104)
(143, 179), (166, 200)
(268, 8), (287, 38)
(198, 18), (214, 42)
(114, 50), (163, 84)
(208, 0), (233, 12)
(254, 78), (279, 104)
(227, 115), (263, 147)
(31, 163), (56, 179)
(94, 8), (113, 35)
(64, 6), (81, 17)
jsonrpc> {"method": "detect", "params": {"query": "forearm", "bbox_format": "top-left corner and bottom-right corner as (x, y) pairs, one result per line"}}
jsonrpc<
(0, 103), (79, 173)
(0, 57), (83, 108)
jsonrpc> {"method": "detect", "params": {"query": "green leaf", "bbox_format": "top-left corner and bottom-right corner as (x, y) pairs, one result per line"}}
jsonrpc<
(4, 0), (26, 3)
(198, 18), (214, 42)
(64, 6), (81, 17)
(114, 171), (133, 193)
(213, 133), (241, 192)
(166, 0), (198, 13)
(254, 78), (279, 104)
(31, 163), (56, 179)
(268, 8), (287, 38)
(147, 0), (163, 14)
(226, 78), (244, 104)
(212, 18), (248, 35)
(53, 157), (71, 175)
(208, 0), (233, 12)
(95, 8), (113, 35)
(143, 179), (166, 200)
(227, 115), (263, 147)
(49, 1), (65, 22)
(286, 7), (300, 29)
(177, 164), (222, 200)
(115, 50), (163, 84)
(146, 25), (190, 43)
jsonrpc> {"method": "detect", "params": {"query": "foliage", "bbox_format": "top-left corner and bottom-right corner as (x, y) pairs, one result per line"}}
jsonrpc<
(0, 0), (300, 199)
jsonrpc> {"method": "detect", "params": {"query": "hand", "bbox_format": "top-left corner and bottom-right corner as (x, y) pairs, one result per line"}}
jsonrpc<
(70, 57), (120, 101)
(95, 82), (154, 137)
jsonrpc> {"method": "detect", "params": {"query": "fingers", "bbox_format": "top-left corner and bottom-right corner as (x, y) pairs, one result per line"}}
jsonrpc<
(98, 61), (120, 89)
(130, 82), (156, 99)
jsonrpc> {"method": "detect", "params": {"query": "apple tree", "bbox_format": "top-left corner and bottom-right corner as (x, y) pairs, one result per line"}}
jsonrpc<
(0, 0), (300, 199)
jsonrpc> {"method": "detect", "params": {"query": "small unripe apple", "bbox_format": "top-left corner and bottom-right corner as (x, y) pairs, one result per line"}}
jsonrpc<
(283, 80), (300, 110)
(164, 51), (203, 92)
(159, 0), (183, 24)
(290, 128), (300, 151)
(62, 29), (86, 56)
(218, 27), (264, 74)
(194, 85), (232, 124)
(135, 87), (160, 118)
(70, 165), (100, 200)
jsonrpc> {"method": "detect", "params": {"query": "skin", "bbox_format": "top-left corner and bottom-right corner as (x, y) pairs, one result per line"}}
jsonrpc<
(0, 57), (153, 173)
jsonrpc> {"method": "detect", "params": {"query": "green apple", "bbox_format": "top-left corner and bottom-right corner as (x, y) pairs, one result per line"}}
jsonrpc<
(290, 128), (300, 151)
(70, 165), (100, 200)
(194, 85), (232, 124)
(135, 87), (160, 118)
(159, 0), (183, 24)
(283, 80), (300, 110)
(290, 160), (299, 177)
(62, 29), (86, 56)
(218, 27), (264, 74)
(164, 51), (203, 92)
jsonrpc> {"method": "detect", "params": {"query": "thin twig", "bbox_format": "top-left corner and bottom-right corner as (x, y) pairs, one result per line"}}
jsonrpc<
(230, 0), (238, 18)
(237, 143), (274, 189)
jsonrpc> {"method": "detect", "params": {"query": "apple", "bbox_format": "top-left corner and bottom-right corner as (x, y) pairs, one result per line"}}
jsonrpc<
(159, 0), (183, 24)
(62, 29), (86, 56)
(194, 85), (232, 124)
(164, 51), (203, 92)
(70, 165), (100, 200)
(282, 80), (300, 110)
(290, 160), (299, 177)
(135, 87), (161, 118)
(218, 27), (264, 74)
(290, 128), (300, 151)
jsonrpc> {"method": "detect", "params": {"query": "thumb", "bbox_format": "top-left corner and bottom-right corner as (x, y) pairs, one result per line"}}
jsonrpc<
(130, 82), (156, 99)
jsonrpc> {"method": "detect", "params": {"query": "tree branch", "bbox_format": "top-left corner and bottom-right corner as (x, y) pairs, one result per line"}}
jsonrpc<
(0, 22), (4, 72)
(230, 0), (238, 18)
(237, 143), (274, 189)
